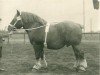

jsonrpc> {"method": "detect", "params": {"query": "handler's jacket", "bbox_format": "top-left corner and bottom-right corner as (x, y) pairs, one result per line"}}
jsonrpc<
(0, 35), (3, 47)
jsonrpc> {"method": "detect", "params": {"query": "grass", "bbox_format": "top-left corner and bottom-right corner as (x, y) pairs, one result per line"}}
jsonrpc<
(0, 42), (99, 75)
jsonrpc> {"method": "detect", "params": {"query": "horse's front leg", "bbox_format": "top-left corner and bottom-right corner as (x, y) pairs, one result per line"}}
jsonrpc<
(32, 43), (47, 70)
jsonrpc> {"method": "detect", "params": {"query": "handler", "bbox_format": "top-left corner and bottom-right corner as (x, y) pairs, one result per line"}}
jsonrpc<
(0, 34), (5, 71)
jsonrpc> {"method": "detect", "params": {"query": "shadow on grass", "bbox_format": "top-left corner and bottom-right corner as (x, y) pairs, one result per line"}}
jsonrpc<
(17, 62), (77, 74)
(16, 62), (99, 75)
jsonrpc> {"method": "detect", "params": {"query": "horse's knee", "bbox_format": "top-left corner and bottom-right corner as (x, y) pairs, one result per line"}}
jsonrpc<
(35, 50), (44, 60)
(33, 44), (44, 60)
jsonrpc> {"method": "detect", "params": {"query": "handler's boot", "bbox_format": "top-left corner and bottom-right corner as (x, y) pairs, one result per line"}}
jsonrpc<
(0, 58), (5, 71)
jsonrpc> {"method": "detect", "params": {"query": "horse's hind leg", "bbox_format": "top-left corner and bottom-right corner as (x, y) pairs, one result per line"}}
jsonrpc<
(72, 45), (87, 71)
(32, 43), (47, 70)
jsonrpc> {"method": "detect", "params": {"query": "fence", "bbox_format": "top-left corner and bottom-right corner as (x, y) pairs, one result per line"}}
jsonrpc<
(4, 32), (100, 44)
(82, 33), (100, 42)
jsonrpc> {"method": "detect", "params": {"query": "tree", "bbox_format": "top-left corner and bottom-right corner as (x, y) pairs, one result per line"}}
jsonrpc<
(93, 0), (99, 10)
(0, 18), (2, 21)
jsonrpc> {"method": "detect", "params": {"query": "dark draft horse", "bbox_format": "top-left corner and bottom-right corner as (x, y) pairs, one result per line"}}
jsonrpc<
(8, 10), (87, 72)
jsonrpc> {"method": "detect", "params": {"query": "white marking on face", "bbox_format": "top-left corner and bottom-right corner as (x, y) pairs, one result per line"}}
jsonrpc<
(17, 16), (21, 21)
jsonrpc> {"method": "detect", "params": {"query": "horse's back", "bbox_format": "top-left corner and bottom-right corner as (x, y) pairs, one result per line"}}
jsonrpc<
(57, 21), (82, 45)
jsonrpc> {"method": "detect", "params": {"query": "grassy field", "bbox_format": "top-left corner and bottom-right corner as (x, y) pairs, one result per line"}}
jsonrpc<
(0, 42), (100, 75)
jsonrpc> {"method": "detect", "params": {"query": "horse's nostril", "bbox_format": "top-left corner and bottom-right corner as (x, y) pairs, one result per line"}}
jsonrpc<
(13, 29), (16, 31)
(13, 27), (16, 31)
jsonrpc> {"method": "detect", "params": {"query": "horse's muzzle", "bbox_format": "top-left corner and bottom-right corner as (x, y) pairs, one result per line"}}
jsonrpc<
(8, 25), (16, 35)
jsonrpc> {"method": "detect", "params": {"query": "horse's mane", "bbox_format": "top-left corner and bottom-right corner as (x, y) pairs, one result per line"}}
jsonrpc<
(21, 12), (47, 25)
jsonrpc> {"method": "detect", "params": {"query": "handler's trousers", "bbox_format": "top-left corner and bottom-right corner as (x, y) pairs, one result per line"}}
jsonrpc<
(0, 47), (2, 58)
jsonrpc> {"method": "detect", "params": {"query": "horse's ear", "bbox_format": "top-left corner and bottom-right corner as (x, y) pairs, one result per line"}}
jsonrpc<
(17, 10), (21, 16)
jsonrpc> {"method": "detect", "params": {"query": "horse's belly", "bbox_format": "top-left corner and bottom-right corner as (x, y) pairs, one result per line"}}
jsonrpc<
(47, 41), (65, 50)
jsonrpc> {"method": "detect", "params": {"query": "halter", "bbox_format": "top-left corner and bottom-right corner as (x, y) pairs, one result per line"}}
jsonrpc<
(9, 15), (48, 31)
(9, 15), (23, 29)
(9, 14), (50, 47)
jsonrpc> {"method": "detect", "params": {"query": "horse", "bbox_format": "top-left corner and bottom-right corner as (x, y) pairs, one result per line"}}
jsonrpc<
(8, 10), (87, 72)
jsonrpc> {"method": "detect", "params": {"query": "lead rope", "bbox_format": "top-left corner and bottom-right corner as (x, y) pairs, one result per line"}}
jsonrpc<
(44, 23), (50, 48)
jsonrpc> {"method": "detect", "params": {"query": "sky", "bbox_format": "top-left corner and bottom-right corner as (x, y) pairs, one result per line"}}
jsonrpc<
(0, 0), (100, 32)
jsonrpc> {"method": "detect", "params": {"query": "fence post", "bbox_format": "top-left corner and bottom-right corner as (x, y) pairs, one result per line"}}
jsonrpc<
(24, 32), (25, 44)
(99, 33), (100, 42)
(8, 35), (10, 44)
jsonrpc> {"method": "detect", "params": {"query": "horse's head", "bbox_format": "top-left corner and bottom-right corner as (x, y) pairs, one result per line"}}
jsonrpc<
(8, 10), (47, 34)
(8, 10), (23, 33)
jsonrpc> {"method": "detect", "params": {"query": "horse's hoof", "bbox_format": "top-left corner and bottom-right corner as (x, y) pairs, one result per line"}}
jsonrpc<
(72, 66), (78, 71)
(41, 65), (47, 69)
(32, 68), (38, 72)
(75, 66), (86, 72)
(33, 65), (41, 70)
(32, 65), (40, 72)
(43, 66), (47, 69)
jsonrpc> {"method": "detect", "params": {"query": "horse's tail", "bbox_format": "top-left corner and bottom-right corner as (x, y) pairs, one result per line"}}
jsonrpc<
(79, 24), (84, 29)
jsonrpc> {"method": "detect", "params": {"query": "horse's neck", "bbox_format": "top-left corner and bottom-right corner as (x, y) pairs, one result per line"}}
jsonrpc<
(22, 23), (33, 30)
(24, 22), (45, 42)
